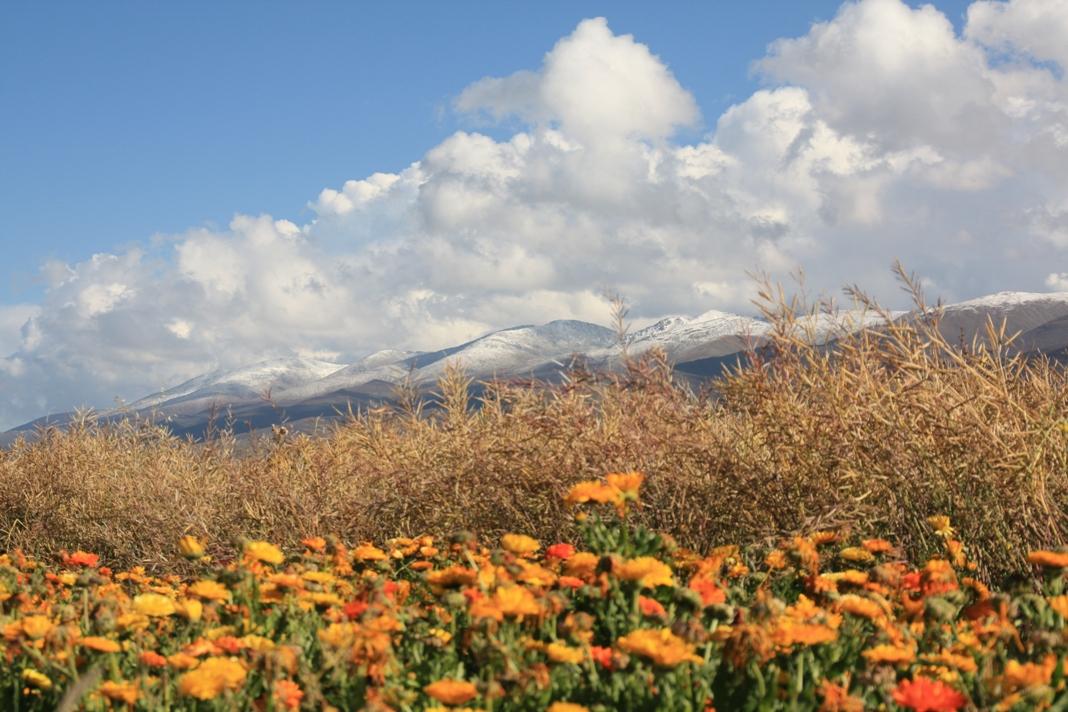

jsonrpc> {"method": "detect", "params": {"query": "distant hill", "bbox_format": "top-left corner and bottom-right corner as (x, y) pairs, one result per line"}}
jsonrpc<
(5, 291), (1067, 445)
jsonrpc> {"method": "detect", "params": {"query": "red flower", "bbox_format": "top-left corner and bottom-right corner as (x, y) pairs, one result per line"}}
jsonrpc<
(638, 595), (667, 619)
(590, 646), (614, 670)
(892, 677), (967, 711)
(343, 600), (369, 620)
(546, 543), (576, 560)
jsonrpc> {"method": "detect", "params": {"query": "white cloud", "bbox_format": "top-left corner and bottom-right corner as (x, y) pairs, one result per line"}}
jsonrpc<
(1046, 272), (1068, 290)
(3, 3), (1068, 429)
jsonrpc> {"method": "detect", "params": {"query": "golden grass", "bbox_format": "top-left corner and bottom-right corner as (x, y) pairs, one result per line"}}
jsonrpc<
(1, 272), (1066, 581)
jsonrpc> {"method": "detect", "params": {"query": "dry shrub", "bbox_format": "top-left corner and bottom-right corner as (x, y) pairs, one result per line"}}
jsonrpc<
(1, 272), (1065, 581)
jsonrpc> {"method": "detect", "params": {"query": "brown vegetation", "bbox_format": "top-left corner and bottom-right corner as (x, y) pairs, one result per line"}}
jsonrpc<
(1, 273), (1066, 581)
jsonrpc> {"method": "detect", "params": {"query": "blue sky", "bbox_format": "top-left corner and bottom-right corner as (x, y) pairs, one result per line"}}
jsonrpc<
(1, 1), (970, 305)
(2, 0), (1066, 429)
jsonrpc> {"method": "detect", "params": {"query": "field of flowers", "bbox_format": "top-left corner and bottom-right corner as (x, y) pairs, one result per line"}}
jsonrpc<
(2, 472), (1066, 711)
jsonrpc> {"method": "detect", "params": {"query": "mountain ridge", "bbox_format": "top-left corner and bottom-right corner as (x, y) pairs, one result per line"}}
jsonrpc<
(5, 290), (1068, 444)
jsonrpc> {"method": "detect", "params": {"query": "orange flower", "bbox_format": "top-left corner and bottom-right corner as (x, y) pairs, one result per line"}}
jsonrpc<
(564, 552), (600, 578)
(548, 704), (590, 712)
(1027, 550), (1068, 568)
(301, 536), (327, 552)
(818, 680), (864, 712)
(98, 680), (138, 705)
(618, 628), (701, 667)
(891, 677), (966, 711)
(689, 575), (726, 606)
(273, 679), (304, 710)
(546, 642), (585, 664)
(352, 543), (388, 562)
(424, 679), (478, 705)
(79, 636), (121, 653)
(139, 651), (167, 668)
(1048, 595), (1068, 618)
(862, 538), (893, 554)
(65, 550), (100, 567)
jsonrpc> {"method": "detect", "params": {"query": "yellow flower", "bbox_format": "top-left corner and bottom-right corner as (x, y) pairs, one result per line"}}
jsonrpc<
(839, 547), (875, 563)
(617, 557), (675, 588)
(20, 615), (53, 639)
(424, 679), (478, 705)
(133, 593), (176, 618)
(605, 471), (644, 498)
(301, 570), (335, 584)
(188, 580), (231, 602)
(564, 552), (600, 578)
(21, 668), (52, 690)
(501, 533), (541, 556)
(178, 535), (206, 560)
(765, 550), (789, 570)
(836, 594), (885, 621)
(493, 585), (543, 619)
(564, 481), (621, 507)
(548, 704), (590, 712)
(176, 598), (204, 622)
(1002, 656), (1056, 692)
(617, 628), (701, 667)
(177, 657), (247, 700)
(244, 541), (285, 565)
(79, 636), (122, 653)
(770, 619), (839, 647)
(863, 643), (915, 666)
(426, 565), (478, 588)
(98, 680), (139, 705)
(352, 543), (388, 562)
(927, 515), (955, 538)
(318, 622), (356, 648)
(546, 642), (585, 664)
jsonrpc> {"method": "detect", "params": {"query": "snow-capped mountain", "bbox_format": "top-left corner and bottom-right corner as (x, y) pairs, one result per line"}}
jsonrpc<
(411, 320), (618, 381)
(124, 357), (347, 412)
(6, 290), (1068, 444)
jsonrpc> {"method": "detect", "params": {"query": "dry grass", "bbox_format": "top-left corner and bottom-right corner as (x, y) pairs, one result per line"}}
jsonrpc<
(1, 271), (1066, 582)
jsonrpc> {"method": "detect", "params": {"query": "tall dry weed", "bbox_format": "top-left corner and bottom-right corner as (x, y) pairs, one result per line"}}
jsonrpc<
(1, 271), (1065, 581)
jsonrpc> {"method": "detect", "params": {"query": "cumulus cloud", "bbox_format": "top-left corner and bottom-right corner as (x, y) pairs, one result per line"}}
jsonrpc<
(3, 1), (1068, 428)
